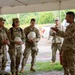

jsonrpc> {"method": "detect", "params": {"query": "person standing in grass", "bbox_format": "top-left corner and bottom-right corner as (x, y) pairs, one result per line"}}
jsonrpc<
(20, 18), (40, 72)
(8, 18), (25, 75)
(0, 17), (10, 71)
(50, 18), (62, 63)
(51, 11), (75, 75)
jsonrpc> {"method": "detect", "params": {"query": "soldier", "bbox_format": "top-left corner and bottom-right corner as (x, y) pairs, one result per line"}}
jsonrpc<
(20, 18), (40, 72)
(51, 12), (75, 75)
(50, 18), (62, 63)
(8, 18), (25, 75)
(0, 17), (9, 70)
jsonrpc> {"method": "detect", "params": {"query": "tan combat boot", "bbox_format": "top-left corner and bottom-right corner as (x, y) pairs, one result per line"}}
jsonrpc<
(30, 67), (36, 72)
(20, 67), (24, 73)
(15, 71), (18, 75)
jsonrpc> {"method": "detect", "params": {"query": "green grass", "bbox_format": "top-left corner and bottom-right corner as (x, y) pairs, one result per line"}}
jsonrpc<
(35, 62), (62, 71)
(19, 61), (63, 75)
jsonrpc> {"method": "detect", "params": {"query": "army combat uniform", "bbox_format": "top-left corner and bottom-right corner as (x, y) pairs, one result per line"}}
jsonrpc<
(56, 22), (75, 75)
(8, 27), (25, 73)
(50, 26), (62, 62)
(21, 26), (40, 69)
(0, 27), (9, 70)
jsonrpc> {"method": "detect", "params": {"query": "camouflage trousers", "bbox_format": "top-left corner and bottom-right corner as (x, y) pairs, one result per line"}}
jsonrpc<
(62, 49), (75, 75)
(51, 43), (61, 62)
(9, 46), (22, 72)
(0, 46), (7, 70)
(1, 53), (7, 70)
(21, 46), (38, 68)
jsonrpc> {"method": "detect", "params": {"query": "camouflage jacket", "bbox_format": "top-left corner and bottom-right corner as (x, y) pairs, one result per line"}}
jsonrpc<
(8, 27), (25, 48)
(0, 27), (9, 50)
(50, 25), (62, 44)
(56, 22), (75, 51)
(24, 26), (40, 47)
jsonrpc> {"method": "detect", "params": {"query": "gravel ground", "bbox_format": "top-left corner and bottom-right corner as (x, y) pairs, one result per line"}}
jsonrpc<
(21, 71), (64, 75)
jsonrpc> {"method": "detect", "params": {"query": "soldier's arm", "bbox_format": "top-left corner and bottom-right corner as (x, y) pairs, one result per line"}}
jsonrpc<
(56, 30), (65, 37)
(0, 28), (10, 46)
(3, 27), (9, 40)
(24, 28), (29, 42)
(56, 27), (75, 39)
(8, 29), (14, 44)
(21, 29), (25, 44)
(65, 29), (75, 39)
(6, 28), (10, 45)
(35, 29), (41, 42)
(50, 29), (56, 36)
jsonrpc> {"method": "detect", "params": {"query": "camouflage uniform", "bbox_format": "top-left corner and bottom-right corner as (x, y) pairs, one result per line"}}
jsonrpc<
(50, 26), (62, 62)
(56, 22), (75, 75)
(0, 27), (9, 70)
(21, 26), (40, 68)
(8, 27), (25, 73)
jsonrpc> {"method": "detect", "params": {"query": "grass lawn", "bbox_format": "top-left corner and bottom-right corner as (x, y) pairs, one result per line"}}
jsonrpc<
(19, 61), (63, 75)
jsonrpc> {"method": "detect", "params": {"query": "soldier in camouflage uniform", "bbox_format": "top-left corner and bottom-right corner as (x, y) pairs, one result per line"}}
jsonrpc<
(50, 18), (62, 63)
(8, 18), (25, 75)
(51, 12), (75, 75)
(20, 18), (40, 72)
(0, 17), (9, 70)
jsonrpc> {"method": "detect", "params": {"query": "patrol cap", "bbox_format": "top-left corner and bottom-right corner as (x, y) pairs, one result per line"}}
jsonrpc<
(55, 17), (59, 21)
(0, 17), (6, 21)
(12, 18), (19, 22)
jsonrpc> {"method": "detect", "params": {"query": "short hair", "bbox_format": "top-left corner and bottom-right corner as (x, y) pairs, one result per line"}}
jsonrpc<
(31, 18), (36, 22)
(66, 11), (75, 19)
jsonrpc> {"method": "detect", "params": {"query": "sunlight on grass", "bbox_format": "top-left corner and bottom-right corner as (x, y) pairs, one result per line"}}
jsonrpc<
(35, 62), (62, 71)
(19, 61), (63, 75)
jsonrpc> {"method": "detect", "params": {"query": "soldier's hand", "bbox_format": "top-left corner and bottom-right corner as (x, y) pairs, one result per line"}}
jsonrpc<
(51, 27), (58, 32)
(28, 39), (33, 42)
(2, 39), (9, 45)
(32, 38), (36, 42)
(15, 41), (22, 45)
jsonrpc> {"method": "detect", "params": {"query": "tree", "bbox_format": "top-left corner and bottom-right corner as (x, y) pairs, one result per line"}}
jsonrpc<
(38, 12), (54, 24)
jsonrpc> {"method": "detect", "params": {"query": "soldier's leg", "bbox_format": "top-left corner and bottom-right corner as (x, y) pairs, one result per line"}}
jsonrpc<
(16, 47), (22, 75)
(1, 53), (7, 70)
(51, 44), (57, 62)
(68, 53), (75, 75)
(62, 53), (69, 75)
(57, 44), (61, 52)
(11, 56), (16, 75)
(20, 47), (31, 72)
(30, 47), (38, 71)
(16, 47), (22, 71)
(9, 49), (16, 75)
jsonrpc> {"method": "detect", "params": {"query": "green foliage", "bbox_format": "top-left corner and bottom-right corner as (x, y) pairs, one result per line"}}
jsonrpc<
(38, 12), (54, 24)
(0, 9), (75, 26)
